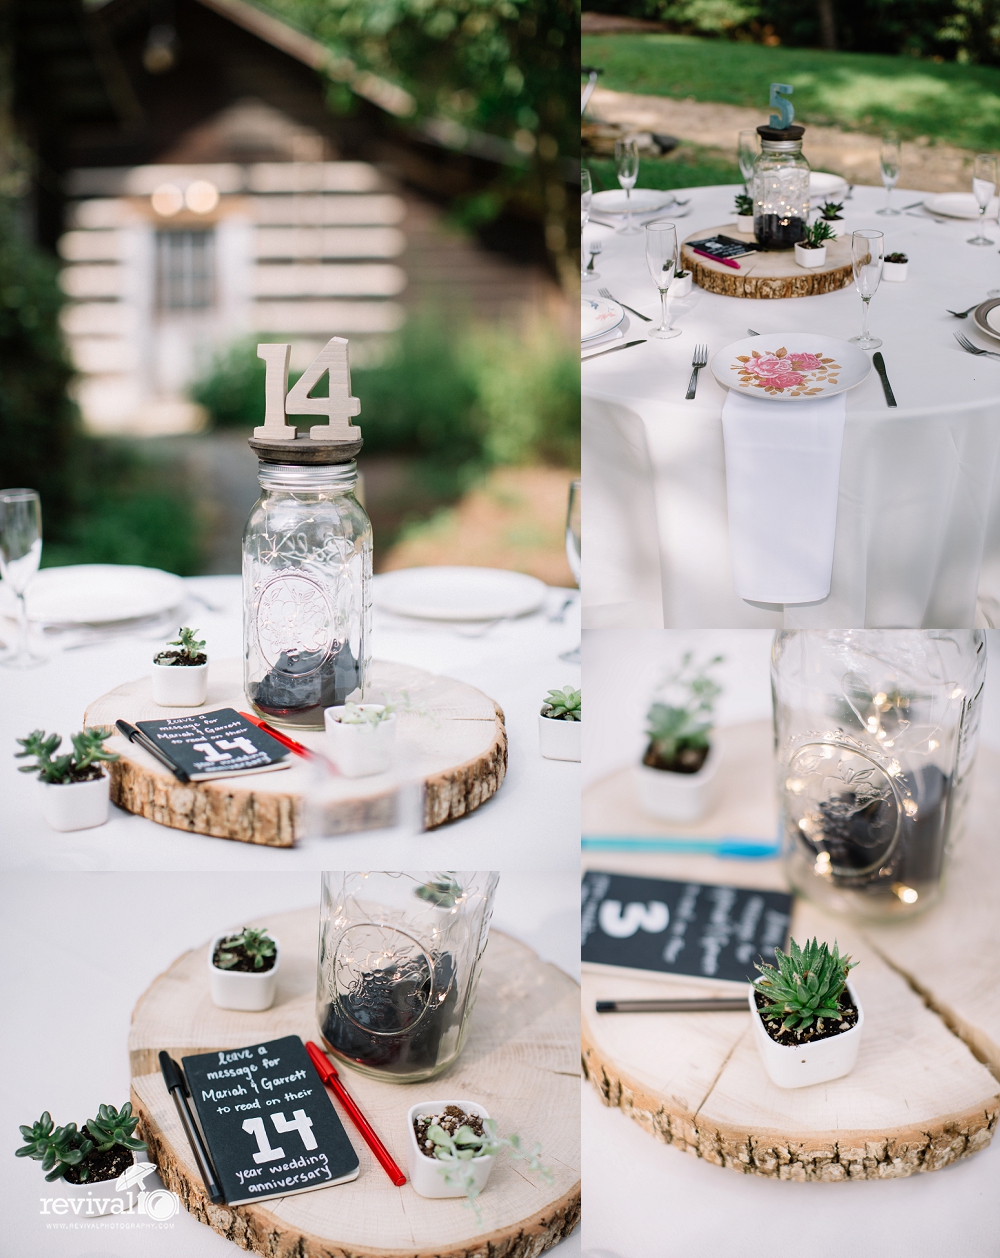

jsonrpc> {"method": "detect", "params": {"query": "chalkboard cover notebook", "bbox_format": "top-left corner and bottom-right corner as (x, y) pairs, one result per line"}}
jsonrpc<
(582, 871), (792, 989)
(135, 708), (291, 781)
(181, 1035), (359, 1205)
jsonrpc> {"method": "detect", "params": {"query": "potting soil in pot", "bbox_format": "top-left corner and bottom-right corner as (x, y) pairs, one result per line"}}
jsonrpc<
(62, 1138), (134, 1185)
(754, 988), (859, 1046)
(321, 951), (459, 1076)
(413, 1106), (486, 1158)
(250, 641), (360, 722)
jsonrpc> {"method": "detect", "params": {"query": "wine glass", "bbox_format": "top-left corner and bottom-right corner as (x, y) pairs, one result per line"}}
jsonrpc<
(0, 488), (44, 668)
(581, 167), (593, 278)
(614, 138), (640, 236)
(645, 222), (680, 340)
(877, 136), (901, 216)
(559, 479), (581, 665)
(850, 230), (884, 350)
(738, 128), (758, 191)
(968, 153), (997, 246)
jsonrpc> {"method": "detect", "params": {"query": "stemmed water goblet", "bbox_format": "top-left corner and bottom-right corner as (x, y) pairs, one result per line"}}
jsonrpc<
(645, 222), (680, 339)
(581, 167), (593, 279)
(738, 128), (759, 192)
(0, 488), (45, 668)
(968, 153), (997, 246)
(877, 136), (901, 216)
(559, 478), (581, 665)
(614, 138), (640, 236)
(850, 229), (884, 350)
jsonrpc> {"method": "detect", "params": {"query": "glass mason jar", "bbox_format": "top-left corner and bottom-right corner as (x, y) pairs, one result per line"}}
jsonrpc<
(243, 460), (371, 730)
(316, 872), (499, 1083)
(752, 125), (811, 249)
(773, 631), (986, 921)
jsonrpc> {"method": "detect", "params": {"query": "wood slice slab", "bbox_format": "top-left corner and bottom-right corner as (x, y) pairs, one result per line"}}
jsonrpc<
(682, 224), (854, 298)
(582, 725), (1000, 1181)
(84, 659), (506, 845)
(128, 907), (580, 1258)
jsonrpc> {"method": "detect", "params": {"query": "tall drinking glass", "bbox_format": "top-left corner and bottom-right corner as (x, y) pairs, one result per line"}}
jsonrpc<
(0, 488), (44, 669)
(969, 153), (997, 246)
(850, 229), (884, 350)
(560, 479), (581, 665)
(645, 222), (680, 339)
(581, 168), (593, 278)
(614, 138), (640, 236)
(877, 136), (901, 216)
(738, 128), (759, 191)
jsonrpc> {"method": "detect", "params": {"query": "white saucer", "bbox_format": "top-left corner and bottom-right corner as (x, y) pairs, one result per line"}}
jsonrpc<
(373, 567), (548, 621)
(925, 192), (1000, 220)
(591, 189), (677, 215)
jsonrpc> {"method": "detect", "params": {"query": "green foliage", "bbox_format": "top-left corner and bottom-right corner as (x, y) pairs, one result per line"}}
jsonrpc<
(803, 218), (835, 246)
(645, 652), (723, 762)
(15, 729), (118, 785)
(753, 937), (857, 1032)
(16, 1113), (95, 1183)
(885, 251), (909, 262)
(165, 627), (206, 662)
(337, 701), (396, 725)
(420, 1114), (552, 1218)
(541, 686), (581, 721)
(587, 144), (742, 193)
(818, 200), (845, 220)
(582, 34), (1000, 148)
(85, 1103), (147, 1155)
(189, 339), (267, 428)
(734, 191), (754, 215)
(215, 927), (277, 971)
(191, 318), (579, 498)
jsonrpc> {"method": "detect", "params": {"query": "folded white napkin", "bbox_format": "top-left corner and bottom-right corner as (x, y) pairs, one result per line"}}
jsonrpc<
(721, 390), (846, 604)
(582, 315), (631, 355)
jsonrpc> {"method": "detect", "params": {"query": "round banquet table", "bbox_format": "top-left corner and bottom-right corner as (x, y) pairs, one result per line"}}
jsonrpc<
(0, 574), (580, 871)
(582, 183), (1000, 630)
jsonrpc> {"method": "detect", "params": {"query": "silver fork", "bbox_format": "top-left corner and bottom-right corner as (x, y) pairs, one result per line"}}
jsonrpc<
(954, 332), (1000, 361)
(685, 343), (709, 399)
(947, 303), (981, 318)
(598, 286), (651, 322)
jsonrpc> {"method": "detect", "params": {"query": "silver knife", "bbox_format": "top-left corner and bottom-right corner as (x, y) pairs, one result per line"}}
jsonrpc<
(872, 352), (897, 407)
(582, 338), (646, 361)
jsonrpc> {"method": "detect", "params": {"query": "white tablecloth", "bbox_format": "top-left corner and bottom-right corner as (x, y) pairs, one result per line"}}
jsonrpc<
(583, 184), (1000, 629)
(0, 575), (580, 870)
(0, 871), (581, 1258)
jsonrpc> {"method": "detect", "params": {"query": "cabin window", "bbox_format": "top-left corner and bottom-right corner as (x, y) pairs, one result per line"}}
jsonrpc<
(156, 229), (215, 310)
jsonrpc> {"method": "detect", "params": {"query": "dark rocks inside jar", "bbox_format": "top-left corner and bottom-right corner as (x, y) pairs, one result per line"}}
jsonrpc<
(754, 214), (806, 250)
(321, 950), (458, 1077)
(250, 640), (360, 723)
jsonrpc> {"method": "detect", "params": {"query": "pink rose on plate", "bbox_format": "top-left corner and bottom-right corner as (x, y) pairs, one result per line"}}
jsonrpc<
(748, 356), (789, 377)
(787, 352), (823, 371)
(768, 370), (807, 389)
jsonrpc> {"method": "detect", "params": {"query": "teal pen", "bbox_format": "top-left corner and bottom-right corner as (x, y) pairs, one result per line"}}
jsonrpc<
(581, 836), (781, 858)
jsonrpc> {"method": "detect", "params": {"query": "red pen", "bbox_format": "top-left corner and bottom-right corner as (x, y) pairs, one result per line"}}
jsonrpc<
(691, 246), (742, 270)
(239, 711), (314, 759)
(305, 1041), (406, 1186)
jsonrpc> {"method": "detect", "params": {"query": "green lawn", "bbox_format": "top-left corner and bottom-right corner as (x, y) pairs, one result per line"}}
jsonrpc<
(582, 34), (1000, 152)
(588, 143), (741, 191)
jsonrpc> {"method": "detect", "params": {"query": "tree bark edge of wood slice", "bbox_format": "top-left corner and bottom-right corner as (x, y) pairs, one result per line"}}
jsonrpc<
(681, 225), (854, 299)
(582, 1032), (998, 1181)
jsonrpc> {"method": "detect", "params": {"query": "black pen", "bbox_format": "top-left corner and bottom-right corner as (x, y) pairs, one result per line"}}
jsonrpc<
(115, 720), (190, 783)
(596, 998), (749, 1013)
(158, 1051), (225, 1204)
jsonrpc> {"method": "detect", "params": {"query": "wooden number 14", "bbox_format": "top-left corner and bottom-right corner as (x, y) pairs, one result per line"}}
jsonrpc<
(254, 335), (361, 443)
(242, 1110), (317, 1164)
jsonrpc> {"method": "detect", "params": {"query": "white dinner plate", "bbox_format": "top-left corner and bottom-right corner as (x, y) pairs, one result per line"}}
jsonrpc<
(0, 563), (187, 625)
(809, 172), (849, 202)
(582, 296), (625, 342)
(710, 334), (872, 401)
(372, 567), (548, 621)
(591, 188), (677, 215)
(924, 192), (1000, 220)
(973, 298), (1000, 342)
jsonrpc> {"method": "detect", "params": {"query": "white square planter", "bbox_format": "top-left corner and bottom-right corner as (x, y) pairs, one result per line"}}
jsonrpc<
(208, 935), (280, 1011)
(635, 743), (719, 823)
(151, 661), (208, 706)
(52, 1148), (151, 1217)
(669, 273), (693, 298)
(406, 1100), (495, 1199)
(883, 260), (908, 282)
(538, 714), (581, 762)
(794, 242), (826, 268)
(324, 706), (396, 777)
(736, 216), (755, 234)
(749, 979), (864, 1089)
(41, 775), (110, 831)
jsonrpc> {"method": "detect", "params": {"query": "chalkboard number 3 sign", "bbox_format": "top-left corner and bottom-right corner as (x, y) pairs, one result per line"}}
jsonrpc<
(243, 1111), (318, 1164)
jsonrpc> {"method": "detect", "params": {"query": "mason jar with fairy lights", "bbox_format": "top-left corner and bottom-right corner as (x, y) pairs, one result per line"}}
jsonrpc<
(243, 337), (371, 730)
(751, 123), (811, 249)
(772, 631), (986, 921)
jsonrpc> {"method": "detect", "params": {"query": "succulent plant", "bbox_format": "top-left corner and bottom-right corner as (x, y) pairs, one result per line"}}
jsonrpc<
(645, 652), (722, 766)
(802, 218), (835, 248)
(16, 1112), (95, 1182)
(819, 199), (845, 221)
(172, 626), (206, 659)
(15, 729), (118, 785)
(885, 251), (908, 264)
(753, 937), (858, 1033)
(215, 926), (277, 970)
(420, 1113), (552, 1218)
(541, 687), (580, 721)
(85, 1102), (147, 1154)
(734, 191), (754, 216)
(338, 701), (395, 726)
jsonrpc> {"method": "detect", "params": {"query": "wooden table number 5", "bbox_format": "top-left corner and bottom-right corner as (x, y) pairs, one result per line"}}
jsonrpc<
(254, 335), (362, 444)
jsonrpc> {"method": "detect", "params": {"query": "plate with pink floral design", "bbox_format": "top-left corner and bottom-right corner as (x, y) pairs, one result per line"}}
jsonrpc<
(710, 334), (871, 401)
